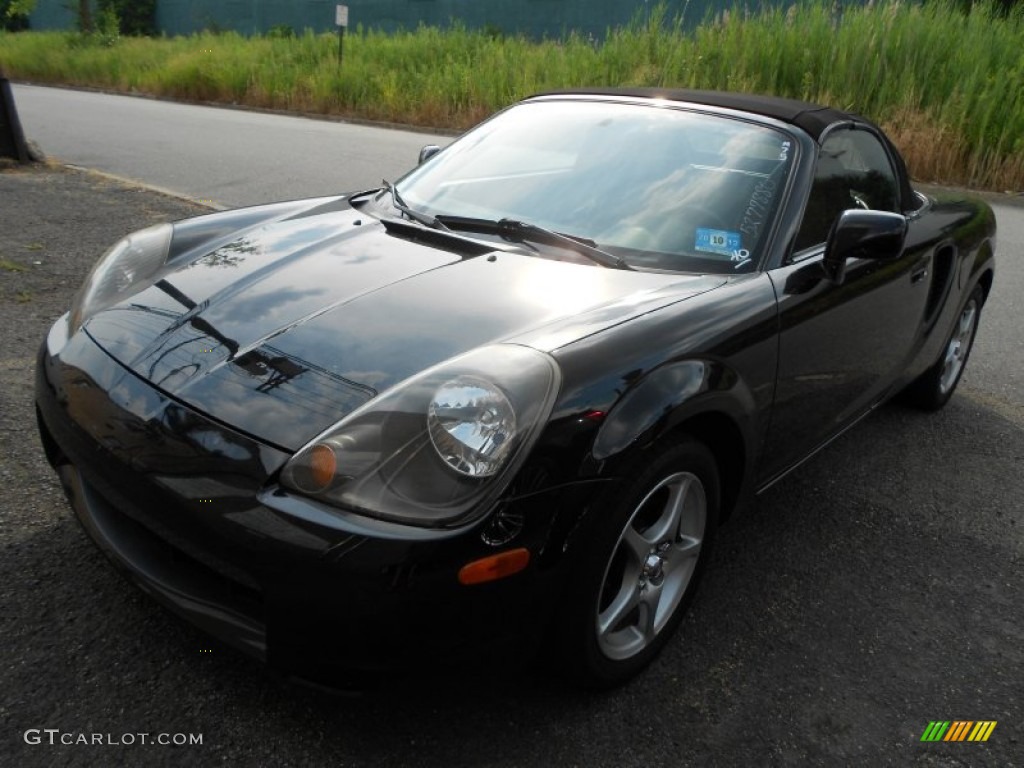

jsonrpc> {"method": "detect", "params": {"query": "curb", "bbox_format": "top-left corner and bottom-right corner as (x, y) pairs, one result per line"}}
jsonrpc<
(64, 164), (226, 211)
(11, 80), (463, 139)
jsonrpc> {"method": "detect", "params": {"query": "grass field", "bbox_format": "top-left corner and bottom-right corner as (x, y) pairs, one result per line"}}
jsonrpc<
(2, 1), (1023, 190)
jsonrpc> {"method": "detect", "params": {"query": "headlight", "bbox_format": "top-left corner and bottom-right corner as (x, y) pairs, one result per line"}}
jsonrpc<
(68, 222), (173, 334)
(427, 376), (516, 478)
(279, 344), (560, 527)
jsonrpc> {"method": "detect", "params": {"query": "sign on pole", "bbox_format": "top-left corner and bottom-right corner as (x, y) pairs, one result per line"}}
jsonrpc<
(336, 5), (349, 68)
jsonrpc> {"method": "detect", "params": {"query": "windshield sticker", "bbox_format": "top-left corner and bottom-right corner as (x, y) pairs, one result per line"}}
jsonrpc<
(731, 249), (752, 270)
(695, 228), (742, 257)
(779, 141), (791, 162)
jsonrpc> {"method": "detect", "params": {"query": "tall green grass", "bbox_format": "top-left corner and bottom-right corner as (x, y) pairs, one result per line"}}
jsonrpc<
(2, 1), (1022, 190)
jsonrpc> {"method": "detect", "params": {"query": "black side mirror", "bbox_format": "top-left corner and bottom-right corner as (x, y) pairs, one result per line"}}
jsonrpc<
(418, 145), (441, 165)
(822, 209), (907, 284)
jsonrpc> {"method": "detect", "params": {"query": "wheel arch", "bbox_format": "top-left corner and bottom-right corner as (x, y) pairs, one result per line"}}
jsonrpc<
(591, 358), (756, 524)
(976, 259), (994, 304)
(964, 237), (994, 315)
(663, 410), (746, 524)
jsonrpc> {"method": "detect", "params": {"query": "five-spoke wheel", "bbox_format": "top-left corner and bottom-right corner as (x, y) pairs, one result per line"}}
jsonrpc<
(596, 471), (707, 661)
(902, 284), (985, 410)
(938, 295), (980, 396)
(556, 438), (719, 688)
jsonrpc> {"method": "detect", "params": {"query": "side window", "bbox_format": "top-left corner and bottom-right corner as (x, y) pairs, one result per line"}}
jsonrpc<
(793, 128), (900, 253)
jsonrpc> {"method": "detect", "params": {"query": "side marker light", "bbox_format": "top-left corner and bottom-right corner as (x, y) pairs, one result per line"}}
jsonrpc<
(458, 548), (531, 585)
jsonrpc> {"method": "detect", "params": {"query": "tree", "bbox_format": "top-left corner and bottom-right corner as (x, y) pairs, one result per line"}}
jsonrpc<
(67, 0), (156, 36)
(2, 0), (36, 31)
(76, 0), (93, 32)
(99, 0), (155, 36)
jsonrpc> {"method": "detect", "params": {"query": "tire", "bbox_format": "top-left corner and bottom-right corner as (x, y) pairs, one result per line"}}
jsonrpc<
(902, 284), (984, 411)
(556, 437), (719, 689)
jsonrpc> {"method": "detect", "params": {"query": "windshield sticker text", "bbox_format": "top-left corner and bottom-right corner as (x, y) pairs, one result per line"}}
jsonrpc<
(695, 228), (742, 257)
(740, 177), (778, 239)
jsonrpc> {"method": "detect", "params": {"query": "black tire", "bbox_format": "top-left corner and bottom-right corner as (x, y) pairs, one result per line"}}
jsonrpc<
(902, 284), (985, 411)
(555, 437), (719, 689)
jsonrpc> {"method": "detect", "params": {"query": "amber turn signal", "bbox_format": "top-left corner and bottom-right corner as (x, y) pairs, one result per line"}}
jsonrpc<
(458, 548), (531, 585)
(309, 443), (337, 490)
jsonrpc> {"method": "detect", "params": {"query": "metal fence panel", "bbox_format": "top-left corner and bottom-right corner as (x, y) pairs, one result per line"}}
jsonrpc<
(29, 0), (726, 39)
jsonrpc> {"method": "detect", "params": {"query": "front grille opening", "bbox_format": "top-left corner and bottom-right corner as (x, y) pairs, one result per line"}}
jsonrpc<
(80, 472), (266, 628)
(163, 538), (265, 614)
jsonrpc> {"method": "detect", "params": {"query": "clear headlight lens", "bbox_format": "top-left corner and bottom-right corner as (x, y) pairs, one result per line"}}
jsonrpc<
(427, 376), (516, 478)
(279, 344), (560, 527)
(68, 222), (173, 334)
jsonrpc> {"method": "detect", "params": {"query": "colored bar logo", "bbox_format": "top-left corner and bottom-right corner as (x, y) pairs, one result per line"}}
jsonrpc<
(920, 721), (997, 742)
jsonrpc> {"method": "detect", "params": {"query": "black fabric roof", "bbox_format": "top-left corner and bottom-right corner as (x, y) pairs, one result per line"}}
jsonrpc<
(532, 88), (851, 141)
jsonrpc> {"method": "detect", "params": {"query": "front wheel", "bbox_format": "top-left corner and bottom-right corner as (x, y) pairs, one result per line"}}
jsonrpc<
(902, 284), (984, 410)
(556, 438), (719, 688)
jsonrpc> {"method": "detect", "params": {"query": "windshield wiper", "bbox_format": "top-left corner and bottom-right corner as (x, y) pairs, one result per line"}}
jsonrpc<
(381, 179), (448, 230)
(434, 215), (631, 270)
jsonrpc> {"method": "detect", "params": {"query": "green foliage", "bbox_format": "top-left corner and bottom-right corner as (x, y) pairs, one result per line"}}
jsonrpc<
(64, 1), (118, 46)
(1, 1), (1022, 189)
(69, 0), (93, 33)
(6, 0), (35, 14)
(98, 0), (155, 36)
(266, 24), (295, 39)
(1, 0), (34, 31)
(64, 0), (153, 36)
(95, 4), (118, 43)
(0, 258), (29, 272)
(481, 23), (505, 41)
(199, 17), (228, 36)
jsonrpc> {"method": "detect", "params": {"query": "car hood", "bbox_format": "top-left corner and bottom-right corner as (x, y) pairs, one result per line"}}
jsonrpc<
(83, 204), (723, 451)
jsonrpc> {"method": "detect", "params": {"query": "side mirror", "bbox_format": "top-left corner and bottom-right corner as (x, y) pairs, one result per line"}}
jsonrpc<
(822, 209), (907, 284)
(418, 145), (441, 165)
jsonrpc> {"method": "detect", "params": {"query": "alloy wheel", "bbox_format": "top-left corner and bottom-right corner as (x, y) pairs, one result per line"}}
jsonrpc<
(939, 298), (979, 395)
(595, 471), (707, 661)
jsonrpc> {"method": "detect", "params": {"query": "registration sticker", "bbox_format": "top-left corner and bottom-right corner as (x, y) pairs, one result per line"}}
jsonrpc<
(695, 228), (742, 257)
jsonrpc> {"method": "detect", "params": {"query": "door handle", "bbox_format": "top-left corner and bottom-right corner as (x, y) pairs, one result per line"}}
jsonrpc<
(911, 264), (928, 284)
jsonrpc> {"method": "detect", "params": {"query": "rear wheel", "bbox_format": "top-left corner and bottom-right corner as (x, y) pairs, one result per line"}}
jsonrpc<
(902, 284), (984, 410)
(557, 438), (719, 688)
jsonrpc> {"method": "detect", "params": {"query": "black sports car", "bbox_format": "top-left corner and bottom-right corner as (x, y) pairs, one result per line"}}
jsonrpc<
(36, 89), (996, 689)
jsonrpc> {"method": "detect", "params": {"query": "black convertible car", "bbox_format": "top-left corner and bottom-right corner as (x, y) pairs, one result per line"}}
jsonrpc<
(36, 89), (995, 689)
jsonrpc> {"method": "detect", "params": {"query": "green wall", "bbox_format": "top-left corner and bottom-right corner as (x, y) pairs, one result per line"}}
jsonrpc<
(29, 0), (725, 38)
(27, 0), (75, 31)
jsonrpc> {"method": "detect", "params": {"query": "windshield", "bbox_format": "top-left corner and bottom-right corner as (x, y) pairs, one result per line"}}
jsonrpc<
(395, 100), (795, 273)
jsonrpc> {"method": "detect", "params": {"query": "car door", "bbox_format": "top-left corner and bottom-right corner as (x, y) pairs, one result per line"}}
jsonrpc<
(759, 126), (932, 483)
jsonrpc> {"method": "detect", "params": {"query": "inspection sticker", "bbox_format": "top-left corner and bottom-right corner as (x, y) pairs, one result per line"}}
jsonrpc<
(695, 228), (742, 257)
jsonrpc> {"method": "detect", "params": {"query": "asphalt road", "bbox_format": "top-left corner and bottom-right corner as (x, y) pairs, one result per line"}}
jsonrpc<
(1, 89), (1022, 766)
(11, 84), (450, 208)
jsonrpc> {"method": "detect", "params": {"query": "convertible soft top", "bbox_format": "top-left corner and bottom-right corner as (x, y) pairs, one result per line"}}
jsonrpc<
(532, 87), (849, 140)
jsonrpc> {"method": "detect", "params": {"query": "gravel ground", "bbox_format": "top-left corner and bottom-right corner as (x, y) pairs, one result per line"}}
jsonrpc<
(1, 165), (1021, 767)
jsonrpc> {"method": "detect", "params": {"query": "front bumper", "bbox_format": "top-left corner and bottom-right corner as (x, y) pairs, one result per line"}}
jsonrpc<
(35, 317), (596, 687)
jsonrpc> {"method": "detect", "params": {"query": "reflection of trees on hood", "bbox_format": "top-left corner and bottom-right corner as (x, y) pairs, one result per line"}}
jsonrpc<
(148, 276), (377, 411)
(188, 238), (262, 270)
